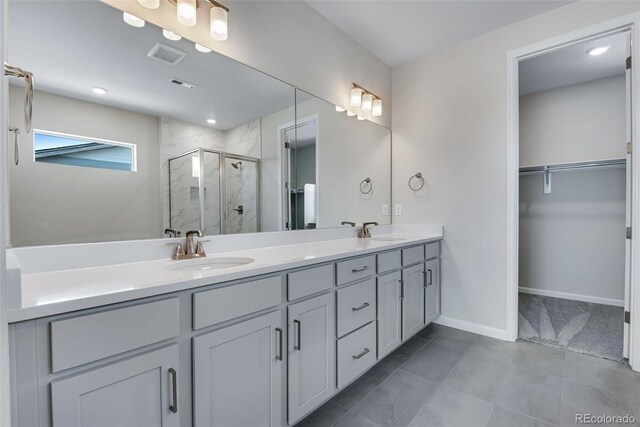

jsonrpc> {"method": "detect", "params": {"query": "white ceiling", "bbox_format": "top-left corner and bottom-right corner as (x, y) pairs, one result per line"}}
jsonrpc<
(519, 31), (628, 95)
(8, 0), (295, 130)
(307, 0), (572, 67)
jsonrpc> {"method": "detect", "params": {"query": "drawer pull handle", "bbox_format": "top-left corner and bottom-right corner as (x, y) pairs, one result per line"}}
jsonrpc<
(351, 266), (370, 273)
(275, 327), (283, 361)
(352, 348), (370, 360)
(399, 280), (404, 300)
(423, 269), (433, 286)
(293, 320), (301, 351)
(169, 368), (178, 414)
(352, 302), (370, 311)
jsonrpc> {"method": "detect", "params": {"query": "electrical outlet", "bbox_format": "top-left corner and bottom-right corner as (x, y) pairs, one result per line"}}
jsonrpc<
(395, 204), (402, 216)
(382, 204), (389, 216)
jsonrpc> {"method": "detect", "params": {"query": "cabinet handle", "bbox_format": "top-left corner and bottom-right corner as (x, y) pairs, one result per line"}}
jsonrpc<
(352, 302), (370, 311)
(294, 320), (301, 351)
(169, 368), (178, 414)
(275, 328), (283, 361)
(399, 280), (404, 300)
(351, 266), (370, 273)
(352, 348), (370, 360)
(426, 269), (433, 286)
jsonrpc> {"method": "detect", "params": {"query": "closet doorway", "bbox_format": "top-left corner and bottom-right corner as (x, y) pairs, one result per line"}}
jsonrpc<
(512, 29), (633, 361)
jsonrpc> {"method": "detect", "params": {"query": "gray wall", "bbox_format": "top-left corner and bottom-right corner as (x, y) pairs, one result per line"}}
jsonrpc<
(8, 87), (161, 246)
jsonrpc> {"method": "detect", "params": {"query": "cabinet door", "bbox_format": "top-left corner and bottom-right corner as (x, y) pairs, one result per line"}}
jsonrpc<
(288, 292), (335, 424)
(424, 259), (441, 324)
(377, 271), (402, 358)
(193, 310), (283, 427)
(51, 345), (179, 427)
(402, 263), (425, 340)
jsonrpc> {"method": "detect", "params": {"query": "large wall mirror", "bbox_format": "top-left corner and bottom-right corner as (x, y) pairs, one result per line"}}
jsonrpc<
(6, 0), (391, 247)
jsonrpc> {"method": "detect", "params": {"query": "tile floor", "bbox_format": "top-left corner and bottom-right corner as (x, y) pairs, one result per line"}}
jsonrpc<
(297, 324), (640, 427)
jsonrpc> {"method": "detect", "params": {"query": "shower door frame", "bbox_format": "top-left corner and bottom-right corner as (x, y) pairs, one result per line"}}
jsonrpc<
(168, 148), (261, 236)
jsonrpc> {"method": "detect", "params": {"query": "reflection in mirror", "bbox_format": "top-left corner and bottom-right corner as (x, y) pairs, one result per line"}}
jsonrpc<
(290, 90), (392, 229)
(7, 0), (294, 246)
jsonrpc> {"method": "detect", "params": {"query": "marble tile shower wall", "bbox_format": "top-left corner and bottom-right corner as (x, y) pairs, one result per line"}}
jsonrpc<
(161, 118), (261, 235)
(224, 160), (258, 234)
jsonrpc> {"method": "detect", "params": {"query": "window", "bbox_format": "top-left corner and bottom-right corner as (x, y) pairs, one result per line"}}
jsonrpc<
(34, 130), (136, 172)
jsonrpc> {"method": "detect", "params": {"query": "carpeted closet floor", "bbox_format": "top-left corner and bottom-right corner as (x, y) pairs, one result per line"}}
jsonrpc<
(518, 293), (624, 361)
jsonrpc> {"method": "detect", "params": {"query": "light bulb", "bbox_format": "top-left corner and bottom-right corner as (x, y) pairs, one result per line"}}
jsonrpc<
(346, 110), (356, 117)
(137, 0), (159, 9)
(335, 106), (345, 112)
(357, 115), (365, 121)
(587, 45), (610, 56)
(163, 29), (182, 41)
(361, 93), (373, 112)
(195, 43), (212, 53)
(210, 6), (228, 41)
(123, 12), (145, 28)
(207, 118), (217, 124)
(351, 87), (363, 107)
(177, 0), (197, 26)
(372, 99), (382, 117)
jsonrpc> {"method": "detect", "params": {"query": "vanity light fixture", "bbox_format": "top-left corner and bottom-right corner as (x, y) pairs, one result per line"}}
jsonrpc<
(351, 83), (383, 117)
(195, 43), (212, 53)
(92, 87), (108, 95)
(163, 29), (182, 41)
(207, 118), (217, 124)
(587, 45), (610, 56)
(335, 106), (346, 112)
(169, 0), (230, 41)
(123, 12), (145, 27)
(137, 0), (159, 9)
(176, 0), (197, 26)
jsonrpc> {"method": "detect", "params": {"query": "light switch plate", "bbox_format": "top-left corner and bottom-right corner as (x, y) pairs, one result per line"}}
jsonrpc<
(395, 204), (402, 216)
(382, 204), (389, 216)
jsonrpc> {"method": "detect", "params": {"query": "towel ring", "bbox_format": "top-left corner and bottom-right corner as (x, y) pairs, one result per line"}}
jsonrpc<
(408, 172), (424, 191)
(360, 177), (372, 194)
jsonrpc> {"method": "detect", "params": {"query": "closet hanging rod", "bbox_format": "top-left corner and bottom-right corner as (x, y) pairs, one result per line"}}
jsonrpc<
(519, 158), (626, 175)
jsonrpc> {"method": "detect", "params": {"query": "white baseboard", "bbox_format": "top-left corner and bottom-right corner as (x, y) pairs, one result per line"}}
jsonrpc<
(519, 287), (624, 307)
(434, 316), (511, 341)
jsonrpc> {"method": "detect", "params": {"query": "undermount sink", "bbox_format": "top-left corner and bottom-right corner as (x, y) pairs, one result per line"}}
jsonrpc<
(371, 236), (408, 242)
(164, 257), (255, 272)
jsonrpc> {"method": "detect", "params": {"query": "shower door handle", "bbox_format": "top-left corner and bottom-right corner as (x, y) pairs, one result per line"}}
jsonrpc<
(233, 205), (244, 214)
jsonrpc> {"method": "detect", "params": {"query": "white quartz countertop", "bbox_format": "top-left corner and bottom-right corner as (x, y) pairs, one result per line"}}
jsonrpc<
(8, 231), (442, 323)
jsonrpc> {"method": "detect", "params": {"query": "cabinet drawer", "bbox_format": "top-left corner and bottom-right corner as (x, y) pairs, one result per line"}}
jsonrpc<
(336, 255), (375, 285)
(402, 245), (425, 267)
(193, 276), (282, 330)
(337, 322), (377, 389)
(377, 250), (401, 274)
(336, 279), (376, 337)
(51, 298), (180, 372)
(425, 241), (440, 260)
(287, 264), (334, 301)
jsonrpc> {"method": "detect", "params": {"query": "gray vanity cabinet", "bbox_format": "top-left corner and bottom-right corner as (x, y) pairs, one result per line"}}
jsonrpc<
(424, 258), (441, 324)
(51, 344), (180, 427)
(287, 292), (336, 424)
(377, 270), (402, 358)
(401, 263), (425, 339)
(193, 310), (284, 427)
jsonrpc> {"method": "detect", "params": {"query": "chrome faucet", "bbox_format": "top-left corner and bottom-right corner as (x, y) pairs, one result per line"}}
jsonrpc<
(171, 230), (207, 260)
(358, 222), (379, 238)
(165, 228), (181, 238)
(341, 221), (356, 227)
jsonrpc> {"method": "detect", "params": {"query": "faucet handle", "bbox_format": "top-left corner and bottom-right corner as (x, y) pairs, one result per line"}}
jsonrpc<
(186, 230), (203, 238)
(172, 243), (185, 260)
(195, 242), (207, 256)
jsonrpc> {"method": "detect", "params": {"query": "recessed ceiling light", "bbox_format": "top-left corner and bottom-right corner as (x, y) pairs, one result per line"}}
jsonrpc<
(123, 12), (145, 28)
(587, 45), (610, 56)
(195, 43), (212, 53)
(207, 119), (217, 124)
(163, 29), (182, 41)
(92, 87), (108, 95)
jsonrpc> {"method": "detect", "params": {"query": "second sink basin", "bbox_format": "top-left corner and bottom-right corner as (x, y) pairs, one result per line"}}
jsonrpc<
(164, 257), (255, 272)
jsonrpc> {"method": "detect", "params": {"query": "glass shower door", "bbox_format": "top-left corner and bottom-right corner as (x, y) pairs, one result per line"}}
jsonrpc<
(168, 151), (202, 235)
(224, 156), (259, 234)
(202, 150), (222, 235)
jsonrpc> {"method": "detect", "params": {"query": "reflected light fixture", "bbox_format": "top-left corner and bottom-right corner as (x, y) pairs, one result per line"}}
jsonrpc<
(346, 110), (356, 117)
(92, 87), (108, 95)
(123, 12), (145, 27)
(210, 2), (229, 41)
(195, 43), (212, 53)
(351, 87), (363, 107)
(372, 98), (382, 117)
(357, 115), (366, 121)
(587, 45), (610, 56)
(176, 0), (197, 26)
(335, 106), (346, 112)
(207, 118), (217, 124)
(163, 29), (182, 41)
(137, 0), (159, 9)
(361, 93), (373, 112)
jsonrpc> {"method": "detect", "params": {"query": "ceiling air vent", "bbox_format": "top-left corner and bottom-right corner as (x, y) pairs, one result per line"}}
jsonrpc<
(147, 43), (186, 65)
(170, 78), (196, 89)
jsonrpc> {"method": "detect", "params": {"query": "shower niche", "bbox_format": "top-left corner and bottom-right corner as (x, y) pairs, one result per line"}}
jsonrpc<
(168, 148), (260, 236)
